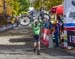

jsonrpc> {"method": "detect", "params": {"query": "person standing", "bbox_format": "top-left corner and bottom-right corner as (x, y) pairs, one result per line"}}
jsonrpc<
(54, 24), (60, 47)
(31, 20), (42, 55)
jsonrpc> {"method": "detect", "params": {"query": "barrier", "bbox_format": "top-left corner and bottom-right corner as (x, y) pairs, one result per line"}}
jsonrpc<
(41, 28), (50, 47)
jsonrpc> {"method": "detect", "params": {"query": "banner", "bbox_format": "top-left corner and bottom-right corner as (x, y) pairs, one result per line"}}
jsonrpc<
(67, 31), (75, 47)
(64, 0), (75, 31)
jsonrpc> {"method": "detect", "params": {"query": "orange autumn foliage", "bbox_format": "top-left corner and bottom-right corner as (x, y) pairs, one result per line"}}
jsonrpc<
(0, 0), (12, 16)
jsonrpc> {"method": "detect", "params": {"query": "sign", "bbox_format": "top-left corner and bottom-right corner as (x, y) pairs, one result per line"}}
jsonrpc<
(67, 31), (75, 47)
(64, 0), (75, 31)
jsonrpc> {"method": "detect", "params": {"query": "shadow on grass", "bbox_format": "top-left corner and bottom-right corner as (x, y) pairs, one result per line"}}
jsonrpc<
(0, 37), (74, 57)
(9, 37), (33, 42)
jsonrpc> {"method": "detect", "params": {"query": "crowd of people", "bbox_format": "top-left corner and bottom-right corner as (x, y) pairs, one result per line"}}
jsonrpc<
(29, 7), (64, 55)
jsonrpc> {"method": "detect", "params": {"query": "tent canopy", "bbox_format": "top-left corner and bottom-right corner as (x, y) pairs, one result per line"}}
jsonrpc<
(50, 5), (63, 15)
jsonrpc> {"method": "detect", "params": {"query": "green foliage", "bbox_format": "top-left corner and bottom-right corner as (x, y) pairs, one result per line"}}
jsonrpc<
(11, 0), (29, 16)
(34, 0), (62, 10)
(11, 0), (20, 16)
(18, 0), (30, 13)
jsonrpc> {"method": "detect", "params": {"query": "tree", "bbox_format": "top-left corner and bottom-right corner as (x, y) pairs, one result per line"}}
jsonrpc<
(13, 0), (20, 16)
(10, 0), (30, 16)
(18, 0), (30, 11)
(0, 0), (12, 15)
(34, 0), (62, 10)
(0, 0), (30, 16)
(0, 0), (3, 14)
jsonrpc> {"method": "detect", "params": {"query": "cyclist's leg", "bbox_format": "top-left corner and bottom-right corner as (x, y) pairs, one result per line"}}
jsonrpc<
(37, 35), (40, 55)
(33, 35), (37, 53)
